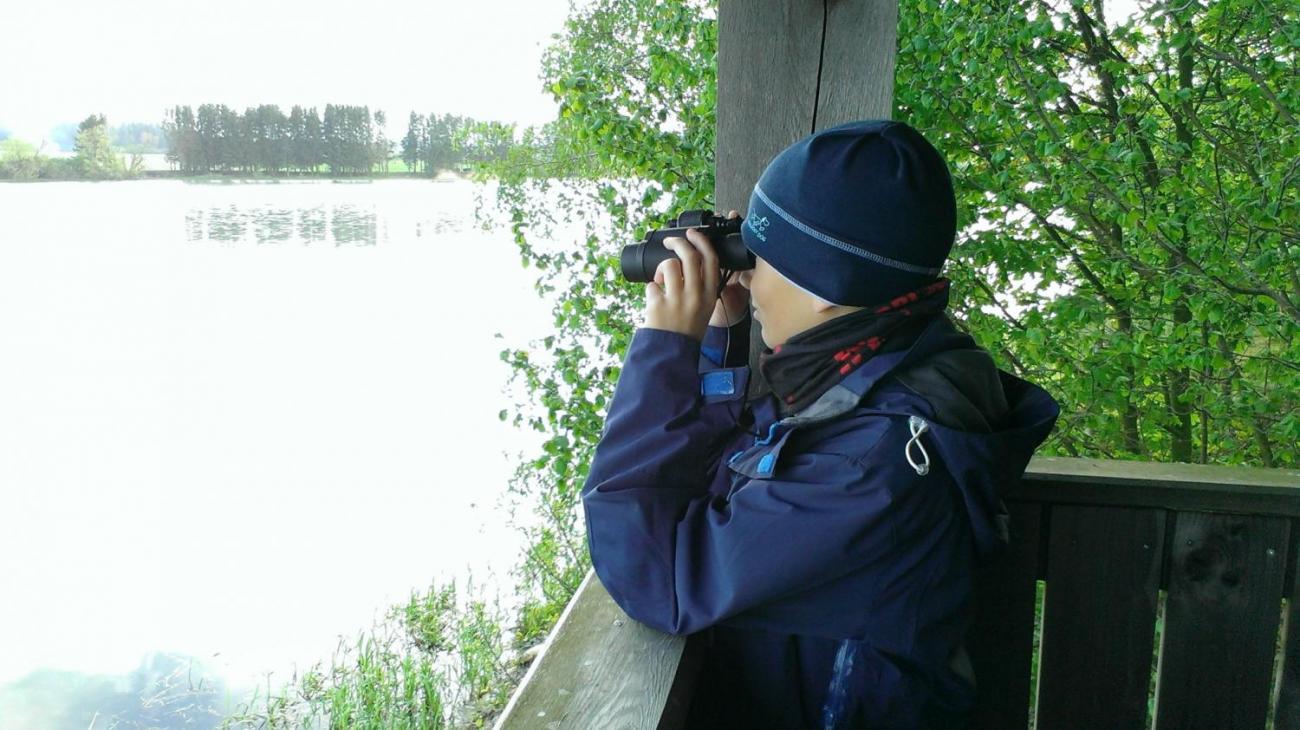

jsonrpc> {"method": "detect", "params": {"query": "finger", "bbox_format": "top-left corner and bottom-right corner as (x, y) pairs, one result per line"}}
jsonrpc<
(665, 237), (696, 297)
(727, 209), (739, 219)
(686, 228), (720, 296)
(657, 256), (684, 299)
(665, 237), (699, 296)
(645, 280), (662, 305)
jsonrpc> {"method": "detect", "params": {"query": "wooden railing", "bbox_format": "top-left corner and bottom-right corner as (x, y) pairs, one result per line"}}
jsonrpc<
(496, 456), (1300, 729)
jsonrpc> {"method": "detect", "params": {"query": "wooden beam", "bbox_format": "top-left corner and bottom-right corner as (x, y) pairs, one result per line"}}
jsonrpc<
(715, 0), (898, 214)
(715, 0), (822, 217)
(818, 0), (898, 127)
(1036, 505), (1166, 727)
(495, 570), (699, 729)
(1015, 456), (1300, 517)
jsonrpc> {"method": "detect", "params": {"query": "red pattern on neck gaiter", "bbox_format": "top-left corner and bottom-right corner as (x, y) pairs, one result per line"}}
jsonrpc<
(758, 278), (951, 415)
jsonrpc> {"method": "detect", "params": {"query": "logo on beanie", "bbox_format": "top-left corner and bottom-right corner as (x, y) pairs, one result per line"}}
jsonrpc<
(746, 212), (770, 242)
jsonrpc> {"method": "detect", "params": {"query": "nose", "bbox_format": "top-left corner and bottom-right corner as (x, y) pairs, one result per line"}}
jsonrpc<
(738, 269), (753, 289)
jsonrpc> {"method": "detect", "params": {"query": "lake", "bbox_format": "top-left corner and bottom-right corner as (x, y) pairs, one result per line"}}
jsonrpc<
(0, 178), (556, 718)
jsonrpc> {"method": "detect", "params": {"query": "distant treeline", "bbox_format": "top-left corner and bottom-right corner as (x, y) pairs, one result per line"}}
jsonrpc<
(0, 115), (143, 181)
(163, 104), (513, 177)
(164, 104), (393, 175)
(398, 112), (511, 176)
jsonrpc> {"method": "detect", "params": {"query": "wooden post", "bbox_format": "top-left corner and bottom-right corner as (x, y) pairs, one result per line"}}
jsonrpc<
(715, 0), (898, 213)
(497, 2), (899, 726)
(716, 0), (899, 396)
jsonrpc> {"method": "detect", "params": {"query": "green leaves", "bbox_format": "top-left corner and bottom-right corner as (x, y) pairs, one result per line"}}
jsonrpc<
(456, 4), (722, 672)
(896, 0), (1299, 465)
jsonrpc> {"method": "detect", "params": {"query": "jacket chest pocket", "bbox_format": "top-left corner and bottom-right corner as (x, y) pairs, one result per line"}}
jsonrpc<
(723, 424), (795, 498)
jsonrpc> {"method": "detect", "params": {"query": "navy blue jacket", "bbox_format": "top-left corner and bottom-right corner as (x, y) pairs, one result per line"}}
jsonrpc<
(581, 311), (1059, 728)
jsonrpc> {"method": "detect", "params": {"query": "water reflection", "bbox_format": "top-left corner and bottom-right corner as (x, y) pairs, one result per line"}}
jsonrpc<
(414, 214), (463, 238)
(256, 208), (295, 244)
(298, 206), (326, 242)
(330, 205), (378, 245)
(183, 203), (462, 246)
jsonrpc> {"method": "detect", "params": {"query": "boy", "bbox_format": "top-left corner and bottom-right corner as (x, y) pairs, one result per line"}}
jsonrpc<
(581, 120), (1060, 728)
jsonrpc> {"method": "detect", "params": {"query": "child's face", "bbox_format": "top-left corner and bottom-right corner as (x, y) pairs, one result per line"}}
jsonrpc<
(739, 256), (830, 348)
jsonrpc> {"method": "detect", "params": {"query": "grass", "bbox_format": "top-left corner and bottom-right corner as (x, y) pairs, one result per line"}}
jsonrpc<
(216, 573), (531, 729)
(209, 473), (591, 729)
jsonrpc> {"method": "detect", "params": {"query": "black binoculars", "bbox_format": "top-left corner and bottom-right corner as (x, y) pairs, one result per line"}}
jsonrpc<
(619, 210), (755, 282)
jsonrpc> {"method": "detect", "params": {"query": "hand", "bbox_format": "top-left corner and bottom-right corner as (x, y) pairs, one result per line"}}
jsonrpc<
(645, 226), (722, 342)
(709, 210), (749, 327)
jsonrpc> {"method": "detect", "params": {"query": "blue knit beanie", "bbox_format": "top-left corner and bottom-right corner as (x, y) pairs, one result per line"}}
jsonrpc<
(741, 119), (956, 308)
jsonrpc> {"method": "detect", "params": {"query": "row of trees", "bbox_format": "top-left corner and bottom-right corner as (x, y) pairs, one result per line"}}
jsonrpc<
(398, 112), (513, 175)
(163, 104), (392, 175)
(163, 104), (514, 176)
(4, 107), (516, 179)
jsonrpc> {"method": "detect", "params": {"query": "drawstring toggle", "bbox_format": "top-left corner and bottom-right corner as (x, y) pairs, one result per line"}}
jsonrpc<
(905, 416), (931, 476)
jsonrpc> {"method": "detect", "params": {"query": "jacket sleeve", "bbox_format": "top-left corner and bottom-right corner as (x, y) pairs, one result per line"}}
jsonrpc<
(699, 312), (752, 371)
(582, 326), (910, 636)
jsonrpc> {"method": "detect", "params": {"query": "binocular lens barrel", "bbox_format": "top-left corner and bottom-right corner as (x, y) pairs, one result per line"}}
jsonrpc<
(619, 211), (755, 282)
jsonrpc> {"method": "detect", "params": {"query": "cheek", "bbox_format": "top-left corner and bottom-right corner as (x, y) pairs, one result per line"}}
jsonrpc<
(750, 271), (770, 304)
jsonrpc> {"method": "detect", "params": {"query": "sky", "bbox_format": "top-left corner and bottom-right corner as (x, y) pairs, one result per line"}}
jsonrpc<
(0, 0), (573, 145)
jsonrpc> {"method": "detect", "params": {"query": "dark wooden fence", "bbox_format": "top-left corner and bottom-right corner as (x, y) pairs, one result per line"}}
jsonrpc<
(497, 456), (1300, 729)
(974, 456), (1300, 730)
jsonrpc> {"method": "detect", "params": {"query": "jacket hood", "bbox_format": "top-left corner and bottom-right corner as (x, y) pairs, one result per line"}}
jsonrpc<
(918, 365), (1059, 562)
(785, 312), (1060, 563)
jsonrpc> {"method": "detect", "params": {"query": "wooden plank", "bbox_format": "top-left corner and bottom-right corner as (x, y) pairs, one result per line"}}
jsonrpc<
(1026, 456), (1300, 491)
(657, 632), (706, 729)
(817, 0), (898, 128)
(968, 501), (1042, 729)
(716, 0), (899, 209)
(715, 0), (823, 215)
(1015, 456), (1300, 517)
(1037, 505), (1165, 728)
(717, 0), (825, 392)
(1273, 518), (1300, 730)
(496, 569), (696, 729)
(1154, 513), (1289, 730)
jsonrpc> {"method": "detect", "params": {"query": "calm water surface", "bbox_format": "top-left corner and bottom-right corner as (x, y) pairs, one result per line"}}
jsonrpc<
(0, 179), (554, 697)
